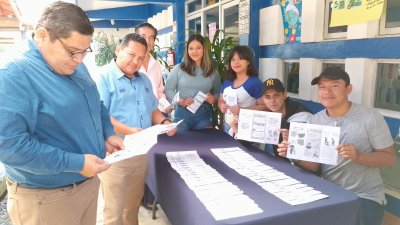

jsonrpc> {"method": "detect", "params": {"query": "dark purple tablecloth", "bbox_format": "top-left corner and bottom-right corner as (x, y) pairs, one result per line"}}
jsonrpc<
(146, 129), (360, 225)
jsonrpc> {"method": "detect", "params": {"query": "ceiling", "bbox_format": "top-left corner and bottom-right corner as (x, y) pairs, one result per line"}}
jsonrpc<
(78, 0), (175, 29)
(3, 0), (174, 29)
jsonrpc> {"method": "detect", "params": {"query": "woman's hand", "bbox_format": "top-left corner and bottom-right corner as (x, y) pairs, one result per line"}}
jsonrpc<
(179, 97), (194, 107)
(205, 93), (215, 105)
(228, 105), (240, 116)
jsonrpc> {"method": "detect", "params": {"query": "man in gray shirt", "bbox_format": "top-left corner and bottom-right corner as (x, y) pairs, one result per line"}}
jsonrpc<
(277, 67), (396, 225)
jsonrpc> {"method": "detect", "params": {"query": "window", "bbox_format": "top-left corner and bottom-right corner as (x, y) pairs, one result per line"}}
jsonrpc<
(374, 63), (400, 111)
(373, 62), (400, 191)
(222, 3), (239, 46)
(324, 0), (347, 39)
(206, 0), (219, 6)
(205, 6), (219, 39)
(188, 16), (202, 34)
(284, 61), (300, 94)
(379, 0), (400, 35)
(322, 61), (345, 71)
(185, 0), (240, 42)
(188, 0), (202, 14)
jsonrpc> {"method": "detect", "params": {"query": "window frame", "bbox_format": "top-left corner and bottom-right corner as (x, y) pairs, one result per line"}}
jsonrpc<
(379, 0), (400, 36)
(283, 59), (300, 97)
(323, 0), (347, 40)
(322, 59), (345, 70)
(373, 60), (400, 119)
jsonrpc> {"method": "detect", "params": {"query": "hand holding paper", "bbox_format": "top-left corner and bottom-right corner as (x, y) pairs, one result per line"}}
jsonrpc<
(187, 91), (207, 114)
(286, 122), (340, 165)
(104, 120), (183, 164)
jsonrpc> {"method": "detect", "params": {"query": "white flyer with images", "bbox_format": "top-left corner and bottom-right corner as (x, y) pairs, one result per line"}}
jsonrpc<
(236, 109), (282, 145)
(104, 120), (182, 164)
(187, 91), (207, 114)
(287, 122), (340, 165)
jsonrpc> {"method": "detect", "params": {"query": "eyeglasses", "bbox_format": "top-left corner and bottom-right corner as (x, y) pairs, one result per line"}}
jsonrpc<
(58, 38), (92, 59)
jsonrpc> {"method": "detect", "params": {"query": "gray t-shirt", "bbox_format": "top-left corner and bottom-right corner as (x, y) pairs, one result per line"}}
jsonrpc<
(310, 103), (393, 204)
(164, 64), (221, 102)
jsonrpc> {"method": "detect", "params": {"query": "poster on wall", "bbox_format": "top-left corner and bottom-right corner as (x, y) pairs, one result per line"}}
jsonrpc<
(330, 0), (385, 27)
(279, 0), (302, 43)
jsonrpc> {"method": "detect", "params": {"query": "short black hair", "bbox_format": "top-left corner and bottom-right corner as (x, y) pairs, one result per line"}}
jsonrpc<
(119, 33), (148, 52)
(135, 22), (158, 37)
(36, 1), (93, 41)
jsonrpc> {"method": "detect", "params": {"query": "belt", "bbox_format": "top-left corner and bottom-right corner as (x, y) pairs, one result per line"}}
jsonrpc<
(56, 177), (92, 189)
(7, 176), (92, 189)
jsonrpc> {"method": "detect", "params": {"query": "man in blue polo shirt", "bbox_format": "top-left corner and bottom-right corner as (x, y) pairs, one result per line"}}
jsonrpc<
(97, 33), (175, 225)
(0, 2), (124, 225)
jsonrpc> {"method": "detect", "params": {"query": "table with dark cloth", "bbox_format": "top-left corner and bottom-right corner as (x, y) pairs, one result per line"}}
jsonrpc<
(146, 128), (360, 225)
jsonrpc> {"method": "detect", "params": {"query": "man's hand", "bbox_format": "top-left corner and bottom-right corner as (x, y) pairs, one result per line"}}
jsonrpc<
(280, 129), (289, 142)
(277, 140), (289, 157)
(165, 106), (174, 114)
(80, 154), (111, 177)
(105, 135), (124, 154)
(163, 120), (177, 136)
(338, 143), (359, 161)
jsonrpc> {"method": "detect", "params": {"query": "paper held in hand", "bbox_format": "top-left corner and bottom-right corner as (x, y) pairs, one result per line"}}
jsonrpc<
(235, 109), (282, 145)
(158, 92), (180, 113)
(104, 120), (183, 164)
(187, 91), (207, 114)
(286, 122), (340, 165)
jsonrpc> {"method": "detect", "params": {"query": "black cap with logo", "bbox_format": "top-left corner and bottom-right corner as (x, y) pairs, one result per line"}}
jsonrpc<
(262, 78), (285, 93)
(311, 67), (350, 85)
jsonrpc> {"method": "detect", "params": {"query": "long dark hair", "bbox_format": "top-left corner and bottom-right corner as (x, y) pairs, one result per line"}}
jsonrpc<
(180, 34), (214, 77)
(226, 46), (258, 81)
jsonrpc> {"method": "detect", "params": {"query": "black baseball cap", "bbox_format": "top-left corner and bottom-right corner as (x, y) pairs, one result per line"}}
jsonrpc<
(311, 67), (350, 85)
(263, 78), (285, 93)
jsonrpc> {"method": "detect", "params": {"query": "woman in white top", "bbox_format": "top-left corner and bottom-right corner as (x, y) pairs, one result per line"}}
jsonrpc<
(218, 46), (267, 135)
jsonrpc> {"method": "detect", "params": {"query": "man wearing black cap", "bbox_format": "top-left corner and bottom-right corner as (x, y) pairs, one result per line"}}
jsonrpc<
(278, 67), (396, 225)
(262, 78), (312, 157)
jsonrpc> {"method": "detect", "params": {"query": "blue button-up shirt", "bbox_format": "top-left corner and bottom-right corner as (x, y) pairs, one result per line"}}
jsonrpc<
(97, 61), (158, 130)
(0, 39), (114, 188)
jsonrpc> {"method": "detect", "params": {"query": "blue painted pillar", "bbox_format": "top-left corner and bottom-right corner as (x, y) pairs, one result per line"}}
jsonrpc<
(249, 0), (275, 69)
(173, 0), (185, 64)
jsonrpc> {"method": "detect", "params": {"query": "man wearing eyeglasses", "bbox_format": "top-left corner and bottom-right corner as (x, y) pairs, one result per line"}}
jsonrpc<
(97, 33), (176, 225)
(0, 2), (124, 225)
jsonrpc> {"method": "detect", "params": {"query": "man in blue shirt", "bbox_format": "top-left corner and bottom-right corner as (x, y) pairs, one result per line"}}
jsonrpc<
(0, 2), (124, 225)
(97, 33), (175, 225)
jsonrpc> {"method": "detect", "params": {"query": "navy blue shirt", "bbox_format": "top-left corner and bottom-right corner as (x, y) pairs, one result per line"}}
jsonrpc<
(0, 39), (114, 188)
